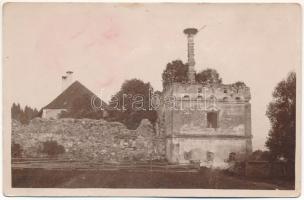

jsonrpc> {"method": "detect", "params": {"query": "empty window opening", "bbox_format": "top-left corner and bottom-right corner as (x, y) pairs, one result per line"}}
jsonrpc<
(183, 95), (190, 100)
(224, 89), (228, 93)
(198, 88), (203, 93)
(228, 152), (236, 162)
(235, 97), (241, 101)
(207, 111), (218, 128)
(197, 95), (203, 100)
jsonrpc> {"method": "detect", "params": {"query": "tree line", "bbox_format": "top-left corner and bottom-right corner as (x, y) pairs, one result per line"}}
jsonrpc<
(11, 103), (39, 124)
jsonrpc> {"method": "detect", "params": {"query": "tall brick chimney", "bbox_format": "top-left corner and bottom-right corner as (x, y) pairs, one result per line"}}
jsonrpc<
(184, 28), (198, 83)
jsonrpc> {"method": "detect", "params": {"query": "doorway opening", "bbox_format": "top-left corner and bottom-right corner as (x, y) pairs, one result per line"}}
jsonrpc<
(207, 111), (218, 128)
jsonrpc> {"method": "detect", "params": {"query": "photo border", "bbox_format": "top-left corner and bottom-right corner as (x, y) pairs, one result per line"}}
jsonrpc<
(2, 0), (302, 197)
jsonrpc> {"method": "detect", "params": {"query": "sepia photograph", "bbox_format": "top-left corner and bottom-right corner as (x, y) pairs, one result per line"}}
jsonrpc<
(3, 2), (301, 197)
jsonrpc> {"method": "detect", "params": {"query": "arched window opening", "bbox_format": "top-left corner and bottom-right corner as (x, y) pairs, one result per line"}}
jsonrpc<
(183, 95), (190, 100)
(197, 95), (203, 100)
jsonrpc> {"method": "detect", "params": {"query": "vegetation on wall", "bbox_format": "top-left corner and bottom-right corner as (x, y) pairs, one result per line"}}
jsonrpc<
(195, 68), (222, 85)
(161, 60), (226, 86)
(231, 81), (247, 92)
(162, 60), (189, 87)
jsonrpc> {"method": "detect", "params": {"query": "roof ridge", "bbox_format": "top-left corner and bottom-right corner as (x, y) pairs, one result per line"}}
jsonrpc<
(43, 80), (102, 110)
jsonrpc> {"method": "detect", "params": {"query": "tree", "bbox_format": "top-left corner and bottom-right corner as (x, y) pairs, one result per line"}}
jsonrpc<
(11, 103), (39, 124)
(108, 79), (157, 129)
(162, 60), (188, 87)
(11, 103), (22, 122)
(195, 68), (222, 85)
(266, 72), (296, 162)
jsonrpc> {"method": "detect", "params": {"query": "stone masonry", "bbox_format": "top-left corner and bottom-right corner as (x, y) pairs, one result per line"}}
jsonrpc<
(12, 118), (165, 162)
(157, 82), (252, 168)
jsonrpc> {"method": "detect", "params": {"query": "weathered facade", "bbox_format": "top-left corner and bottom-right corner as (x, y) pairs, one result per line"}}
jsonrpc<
(157, 28), (252, 168)
(158, 82), (252, 167)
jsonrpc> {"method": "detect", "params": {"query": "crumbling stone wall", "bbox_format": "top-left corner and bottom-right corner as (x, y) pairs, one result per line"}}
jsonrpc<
(12, 118), (165, 162)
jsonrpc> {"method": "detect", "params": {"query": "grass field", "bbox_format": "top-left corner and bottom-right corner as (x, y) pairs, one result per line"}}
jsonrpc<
(12, 168), (294, 189)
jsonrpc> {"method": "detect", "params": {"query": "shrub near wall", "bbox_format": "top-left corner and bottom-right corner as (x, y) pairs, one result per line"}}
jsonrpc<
(40, 140), (65, 157)
(12, 118), (165, 162)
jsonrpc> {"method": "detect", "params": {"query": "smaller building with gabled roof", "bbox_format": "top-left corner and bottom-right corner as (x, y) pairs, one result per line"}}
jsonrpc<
(42, 71), (105, 119)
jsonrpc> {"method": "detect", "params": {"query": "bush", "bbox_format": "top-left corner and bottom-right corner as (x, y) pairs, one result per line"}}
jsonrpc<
(12, 142), (23, 158)
(40, 140), (65, 157)
(248, 150), (271, 161)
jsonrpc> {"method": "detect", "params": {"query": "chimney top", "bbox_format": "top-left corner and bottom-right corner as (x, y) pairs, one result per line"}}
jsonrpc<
(66, 71), (73, 74)
(184, 28), (198, 35)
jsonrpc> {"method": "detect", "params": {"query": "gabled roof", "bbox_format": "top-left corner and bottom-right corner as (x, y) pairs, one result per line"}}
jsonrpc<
(43, 81), (106, 109)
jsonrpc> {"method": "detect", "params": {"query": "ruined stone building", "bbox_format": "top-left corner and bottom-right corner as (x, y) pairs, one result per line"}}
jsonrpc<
(157, 28), (252, 167)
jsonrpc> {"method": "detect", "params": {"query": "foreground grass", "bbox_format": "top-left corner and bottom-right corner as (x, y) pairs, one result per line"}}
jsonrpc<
(12, 168), (294, 189)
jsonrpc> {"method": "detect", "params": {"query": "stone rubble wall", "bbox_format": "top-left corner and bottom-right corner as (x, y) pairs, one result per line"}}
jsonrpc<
(12, 118), (166, 162)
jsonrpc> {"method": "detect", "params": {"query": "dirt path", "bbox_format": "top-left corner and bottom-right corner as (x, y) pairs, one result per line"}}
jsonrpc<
(58, 169), (290, 189)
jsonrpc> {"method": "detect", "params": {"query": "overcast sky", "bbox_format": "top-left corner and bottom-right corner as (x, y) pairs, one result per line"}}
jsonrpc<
(4, 3), (300, 150)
